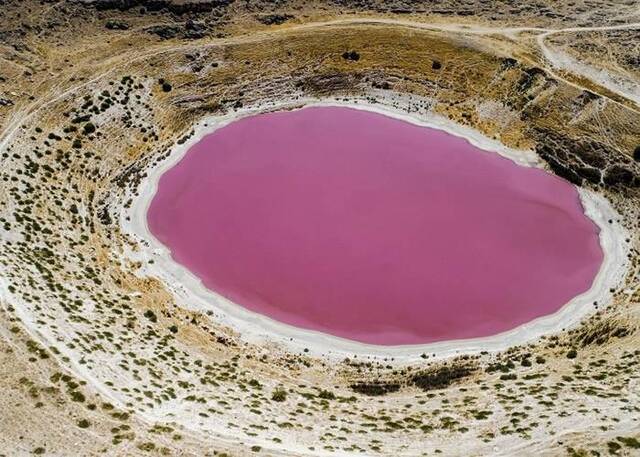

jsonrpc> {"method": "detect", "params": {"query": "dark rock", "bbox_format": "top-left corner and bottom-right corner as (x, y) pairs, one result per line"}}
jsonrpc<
(603, 165), (635, 186)
(578, 90), (599, 103)
(372, 81), (390, 90)
(576, 166), (601, 184)
(302, 73), (359, 95)
(77, 0), (145, 11)
(257, 14), (294, 26)
(169, 0), (232, 14)
(517, 67), (547, 92)
(216, 335), (235, 346)
(146, 24), (181, 40)
(625, 55), (640, 68)
(537, 147), (583, 186)
(501, 57), (518, 69)
(536, 143), (582, 186)
(525, 67), (547, 77)
(184, 20), (206, 38)
(185, 19), (202, 30)
(573, 142), (607, 168)
(531, 128), (640, 190)
(74, 0), (232, 15)
(146, 21), (208, 40)
(105, 19), (129, 30)
(342, 50), (360, 61)
(572, 90), (601, 113)
(0, 97), (13, 107)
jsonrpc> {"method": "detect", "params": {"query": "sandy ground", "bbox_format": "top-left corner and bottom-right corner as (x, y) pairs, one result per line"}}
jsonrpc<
(122, 97), (631, 361)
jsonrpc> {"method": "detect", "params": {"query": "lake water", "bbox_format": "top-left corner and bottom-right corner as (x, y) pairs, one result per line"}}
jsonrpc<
(147, 106), (603, 345)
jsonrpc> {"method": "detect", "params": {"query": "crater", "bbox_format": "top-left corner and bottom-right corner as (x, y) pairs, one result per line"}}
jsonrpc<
(146, 106), (604, 346)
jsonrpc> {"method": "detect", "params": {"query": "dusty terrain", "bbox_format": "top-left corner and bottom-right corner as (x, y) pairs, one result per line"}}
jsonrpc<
(0, 1), (639, 456)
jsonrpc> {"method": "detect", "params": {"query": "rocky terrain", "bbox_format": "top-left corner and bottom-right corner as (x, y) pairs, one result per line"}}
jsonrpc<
(0, 1), (639, 456)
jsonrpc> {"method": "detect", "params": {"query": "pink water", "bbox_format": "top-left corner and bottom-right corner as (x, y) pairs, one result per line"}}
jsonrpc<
(147, 106), (604, 345)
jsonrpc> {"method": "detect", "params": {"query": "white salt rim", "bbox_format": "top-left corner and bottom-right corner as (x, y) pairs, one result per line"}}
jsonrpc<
(123, 97), (630, 362)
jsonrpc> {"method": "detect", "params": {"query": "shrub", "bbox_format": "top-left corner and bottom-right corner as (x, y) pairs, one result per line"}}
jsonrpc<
(350, 382), (401, 396)
(617, 436), (640, 449)
(318, 389), (335, 400)
(271, 388), (287, 402)
(137, 442), (156, 452)
(70, 391), (86, 402)
(72, 114), (91, 124)
(77, 419), (91, 428)
(144, 310), (157, 323)
(412, 364), (475, 391)
(82, 122), (96, 135)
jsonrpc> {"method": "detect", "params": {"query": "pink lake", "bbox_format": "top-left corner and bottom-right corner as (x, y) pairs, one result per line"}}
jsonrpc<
(147, 106), (604, 346)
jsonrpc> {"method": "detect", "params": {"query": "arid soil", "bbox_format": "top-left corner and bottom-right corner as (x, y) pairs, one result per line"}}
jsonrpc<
(0, 1), (639, 456)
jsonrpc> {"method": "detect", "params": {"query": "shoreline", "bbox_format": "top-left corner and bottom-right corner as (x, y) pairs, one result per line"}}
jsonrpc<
(122, 96), (630, 361)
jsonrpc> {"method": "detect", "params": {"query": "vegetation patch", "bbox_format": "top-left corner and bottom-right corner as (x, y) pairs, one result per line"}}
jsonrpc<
(350, 381), (401, 396)
(410, 363), (476, 391)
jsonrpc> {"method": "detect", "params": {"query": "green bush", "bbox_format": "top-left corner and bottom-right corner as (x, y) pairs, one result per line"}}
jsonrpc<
(271, 388), (287, 402)
(77, 419), (91, 428)
(144, 310), (157, 323)
(82, 122), (96, 135)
